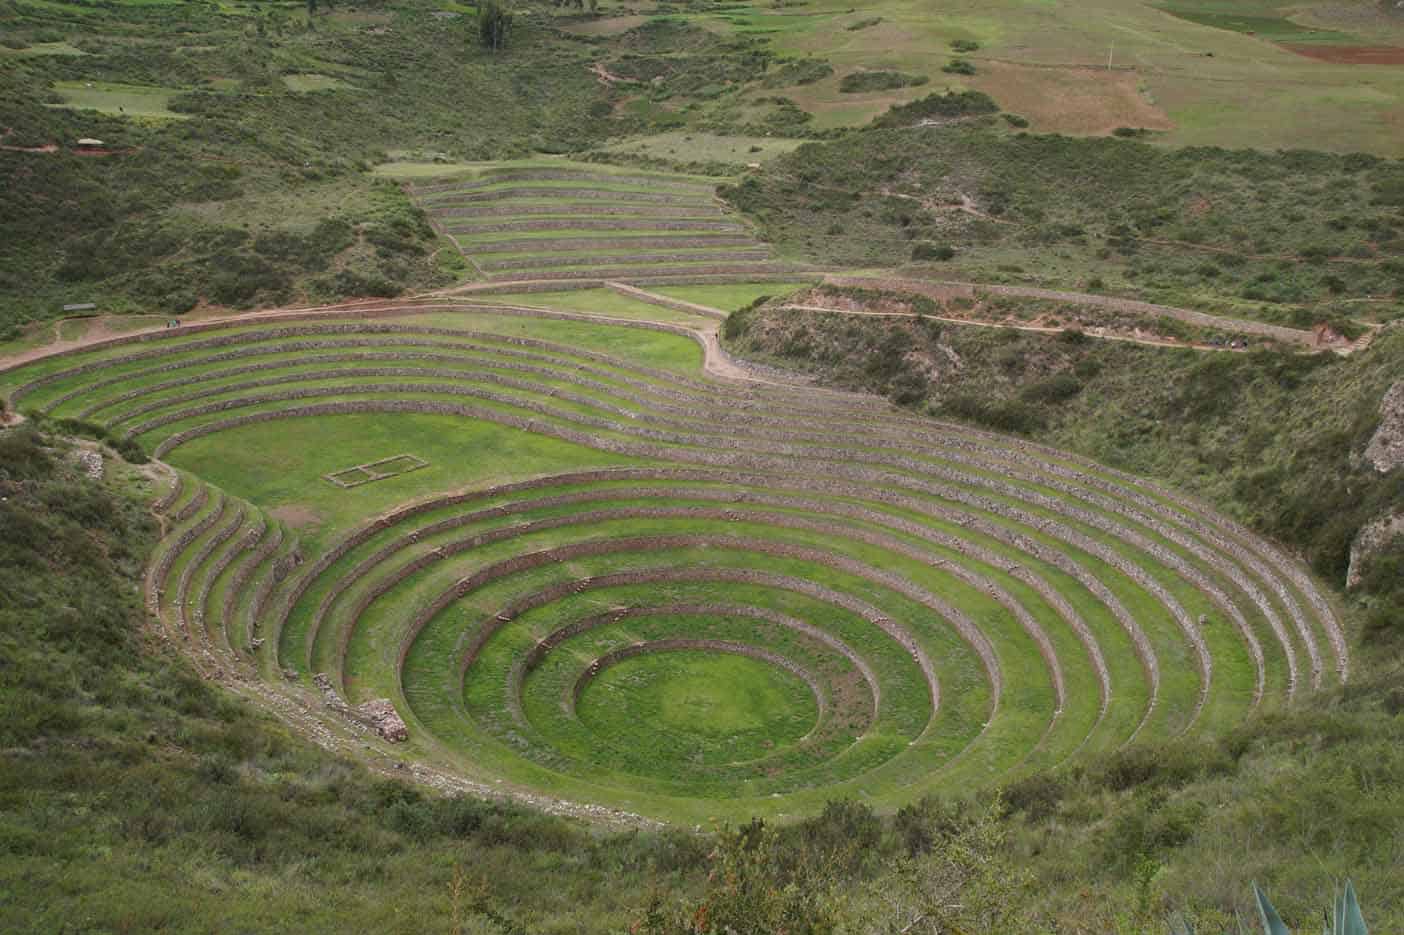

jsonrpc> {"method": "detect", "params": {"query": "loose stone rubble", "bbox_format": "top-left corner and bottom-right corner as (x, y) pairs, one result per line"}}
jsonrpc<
(313, 672), (408, 742)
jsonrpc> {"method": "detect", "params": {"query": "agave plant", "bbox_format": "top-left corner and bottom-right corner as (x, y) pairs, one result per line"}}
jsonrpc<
(1253, 880), (1368, 935)
(1167, 881), (1369, 935)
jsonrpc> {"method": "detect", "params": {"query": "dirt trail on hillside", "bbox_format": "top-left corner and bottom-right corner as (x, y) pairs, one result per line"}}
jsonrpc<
(2, 270), (1365, 379)
(821, 275), (1356, 350)
(779, 303), (1246, 353)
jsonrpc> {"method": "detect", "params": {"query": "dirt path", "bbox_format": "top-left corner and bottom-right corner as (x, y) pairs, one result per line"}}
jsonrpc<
(821, 274), (1353, 350)
(0, 266), (1361, 379)
(779, 303), (1248, 352)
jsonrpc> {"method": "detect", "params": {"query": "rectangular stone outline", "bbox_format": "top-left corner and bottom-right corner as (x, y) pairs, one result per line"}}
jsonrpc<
(324, 454), (429, 489)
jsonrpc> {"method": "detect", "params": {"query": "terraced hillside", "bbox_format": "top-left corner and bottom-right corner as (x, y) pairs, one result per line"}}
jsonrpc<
(409, 162), (820, 288)
(0, 301), (1346, 824)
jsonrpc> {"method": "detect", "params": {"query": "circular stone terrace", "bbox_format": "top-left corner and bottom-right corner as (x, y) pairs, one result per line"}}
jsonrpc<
(0, 297), (1345, 824)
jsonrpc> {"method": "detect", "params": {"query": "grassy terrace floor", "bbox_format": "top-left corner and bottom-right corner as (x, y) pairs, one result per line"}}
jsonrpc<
(404, 160), (816, 285)
(0, 301), (1344, 824)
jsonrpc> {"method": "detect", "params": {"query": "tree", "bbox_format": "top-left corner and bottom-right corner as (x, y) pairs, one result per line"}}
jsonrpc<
(477, 0), (513, 51)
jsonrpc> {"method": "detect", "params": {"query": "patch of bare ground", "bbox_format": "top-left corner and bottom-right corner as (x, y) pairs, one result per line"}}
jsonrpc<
(970, 61), (1173, 135)
(270, 505), (322, 529)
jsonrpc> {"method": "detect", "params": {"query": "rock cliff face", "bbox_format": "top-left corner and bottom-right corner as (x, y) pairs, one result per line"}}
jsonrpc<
(1348, 510), (1404, 589)
(1364, 381), (1404, 474)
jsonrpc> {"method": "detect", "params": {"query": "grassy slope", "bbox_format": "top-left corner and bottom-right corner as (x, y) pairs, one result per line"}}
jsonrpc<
(724, 304), (1404, 588)
(691, 0), (1404, 150)
(720, 125), (1404, 327)
(0, 426), (709, 934)
(0, 1), (621, 328)
(2, 425), (1402, 930)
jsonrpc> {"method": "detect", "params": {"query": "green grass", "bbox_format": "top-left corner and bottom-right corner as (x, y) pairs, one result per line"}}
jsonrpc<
(282, 73), (359, 92)
(49, 81), (186, 119)
(576, 650), (822, 766)
(372, 160), (494, 178)
(1154, 0), (1358, 44)
(649, 282), (811, 313)
(169, 413), (640, 552)
(464, 290), (710, 323)
(591, 131), (805, 166)
(2, 41), (86, 56)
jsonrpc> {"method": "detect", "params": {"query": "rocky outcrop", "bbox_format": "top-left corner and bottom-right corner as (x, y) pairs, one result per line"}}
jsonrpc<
(1348, 510), (1404, 588)
(1364, 381), (1404, 474)
(73, 448), (103, 480)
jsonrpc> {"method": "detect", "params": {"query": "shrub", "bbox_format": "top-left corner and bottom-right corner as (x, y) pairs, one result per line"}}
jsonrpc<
(477, 0), (513, 51)
(1001, 773), (1064, 822)
(911, 243), (955, 261)
(940, 395), (1046, 434)
(838, 70), (929, 93)
(1003, 113), (1030, 128)
(846, 16), (881, 30)
(942, 59), (976, 76)
(762, 58), (833, 88)
(871, 90), (999, 128)
(1021, 373), (1082, 403)
(951, 39), (980, 53)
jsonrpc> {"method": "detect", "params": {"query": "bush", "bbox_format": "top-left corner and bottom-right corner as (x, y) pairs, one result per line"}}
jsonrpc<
(762, 58), (834, 88)
(912, 243), (956, 261)
(477, 0), (513, 50)
(951, 39), (980, 53)
(839, 70), (929, 94)
(940, 394), (1046, 434)
(1021, 373), (1083, 403)
(1002, 773), (1064, 822)
(871, 91), (998, 128)
(942, 59), (976, 76)
(1003, 113), (1030, 128)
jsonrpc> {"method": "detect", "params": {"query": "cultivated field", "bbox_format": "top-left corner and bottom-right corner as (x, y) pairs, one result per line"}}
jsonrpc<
(407, 161), (821, 288)
(1, 300), (1346, 823)
(580, 0), (1404, 152)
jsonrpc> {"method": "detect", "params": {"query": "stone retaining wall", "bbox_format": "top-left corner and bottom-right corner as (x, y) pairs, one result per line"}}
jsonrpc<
(449, 218), (743, 235)
(482, 250), (770, 272)
(433, 187), (715, 207)
(434, 202), (726, 220)
(412, 171), (713, 195)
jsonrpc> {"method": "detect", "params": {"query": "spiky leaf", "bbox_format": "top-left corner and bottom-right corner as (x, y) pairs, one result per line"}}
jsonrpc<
(1253, 882), (1291, 935)
(1336, 880), (1367, 935)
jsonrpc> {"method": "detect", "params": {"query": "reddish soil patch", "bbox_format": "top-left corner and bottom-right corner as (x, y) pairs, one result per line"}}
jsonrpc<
(1281, 44), (1404, 64)
(970, 61), (1173, 135)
